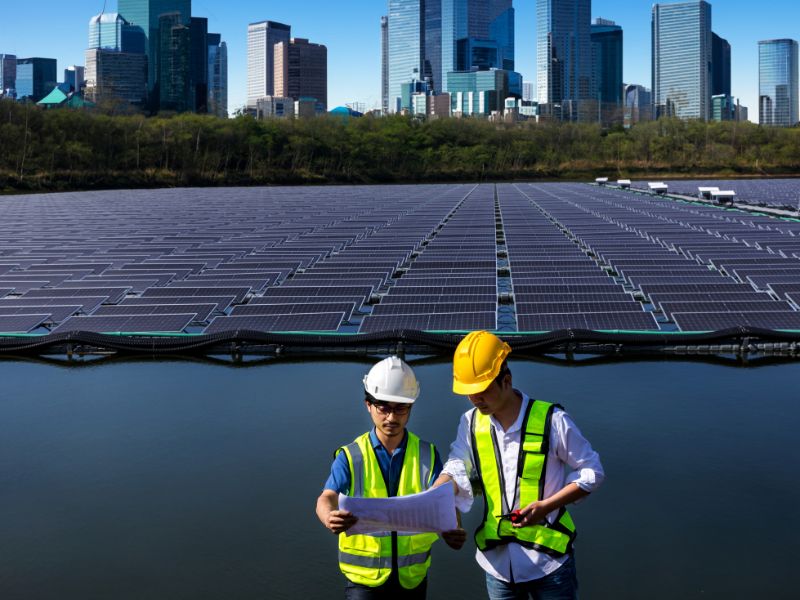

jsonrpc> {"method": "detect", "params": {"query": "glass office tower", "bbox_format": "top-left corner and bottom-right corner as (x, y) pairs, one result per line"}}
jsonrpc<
(0, 54), (16, 95)
(442, 0), (514, 92)
(15, 57), (57, 102)
(246, 20), (291, 106)
(536, 0), (592, 121)
(591, 18), (623, 120)
(759, 39), (799, 127)
(208, 33), (228, 118)
(652, 1), (712, 121)
(712, 32), (731, 97)
(117, 0), (191, 95)
(381, 16), (389, 112)
(388, 0), (424, 111)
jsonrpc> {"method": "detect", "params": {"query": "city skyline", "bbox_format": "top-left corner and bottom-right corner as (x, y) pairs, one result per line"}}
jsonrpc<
(1, 0), (799, 120)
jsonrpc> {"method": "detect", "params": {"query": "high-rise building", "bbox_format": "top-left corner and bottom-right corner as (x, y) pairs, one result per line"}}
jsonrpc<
(624, 83), (652, 128)
(247, 20), (291, 106)
(84, 48), (147, 106)
(64, 66), (85, 93)
(522, 81), (534, 102)
(117, 1), (191, 95)
(15, 57), (57, 102)
(424, 0), (442, 92)
(274, 38), (327, 111)
(381, 16), (389, 113)
(89, 12), (146, 53)
(652, 1), (712, 121)
(158, 12), (190, 112)
(208, 33), (228, 117)
(537, 0), (592, 121)
(388, 1), (425, 112)
(591, 18), (623, 122)
(0, 54), (16, 95)
(448, 68), (509, 116)
(189, 17), (208, 112)
(759, 39), (799, 127)
(711, 32), (731, 97)
(441, 1), (514, 92)
(711, 94), (734, 121)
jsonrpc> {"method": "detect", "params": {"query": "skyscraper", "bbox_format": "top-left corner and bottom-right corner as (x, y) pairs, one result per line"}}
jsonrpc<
(158, 12), (190, 112)
(189, 17), (208, 112)
(624, 83), (653, 127)
(89, 12), (145, 53)
(441, 1), (515, 92)
(388, 0), (425, 112)
(274, 38), (328, 111)
(711, 32), (731, 97)
(381, 16), (389, 113)
(0, 54), (16, 95)
(591, 18), (623, 121)
(537, 0), (592, 121)
(117, 0), (191, 95)
(64, 66), (85, 93)
(208, 33), (228, 117)
(247, 20), (291, 106)
(652, 1), (712, 120)
(84, 49), (147, 106)
(15, 57), (57, 102)
(759, 39), (799, 127)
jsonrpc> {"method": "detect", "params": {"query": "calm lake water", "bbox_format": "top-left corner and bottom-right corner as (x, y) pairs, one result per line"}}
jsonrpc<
(1, 357), (799, 599)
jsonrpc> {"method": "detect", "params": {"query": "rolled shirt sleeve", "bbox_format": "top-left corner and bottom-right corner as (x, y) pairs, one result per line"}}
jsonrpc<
(442, 413), (476, 513)
(553, 409), (605, 494)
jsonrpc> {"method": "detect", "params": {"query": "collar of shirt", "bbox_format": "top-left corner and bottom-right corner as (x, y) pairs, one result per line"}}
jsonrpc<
(369, 427), (408, 497)
(488, 391), (530, 435)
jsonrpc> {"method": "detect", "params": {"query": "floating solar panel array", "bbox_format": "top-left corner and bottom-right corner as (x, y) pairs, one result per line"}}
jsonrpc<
(1, 183), (800, 335)
(631, 178), (800, 210)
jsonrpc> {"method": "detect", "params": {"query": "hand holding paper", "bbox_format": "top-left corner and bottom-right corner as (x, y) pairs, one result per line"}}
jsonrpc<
(339, 483), (458, 535)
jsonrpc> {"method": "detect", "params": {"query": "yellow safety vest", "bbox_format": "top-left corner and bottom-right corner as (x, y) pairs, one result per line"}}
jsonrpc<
(471, 399), (577, 556)
(336, 431), (439, 589)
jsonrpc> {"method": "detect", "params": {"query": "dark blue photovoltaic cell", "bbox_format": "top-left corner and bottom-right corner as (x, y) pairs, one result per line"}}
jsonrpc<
(371, 302), (496, 316)
(51, 314), (195, 333)
(672, 311), (800, 331)
(359, 312), (496, 333)
(22, 288), (129, 304)
(93, 303), (217, 322)
(231, 302), (356, 320)
(517, 312), (659, 332)
(0, 314), (50, 333)
(0, 305), (81, 322)
(659, 300), (791, 318)
(142, 287), (250, 304)
(203, 313), (344, 333)
(515, 301), (644, 314)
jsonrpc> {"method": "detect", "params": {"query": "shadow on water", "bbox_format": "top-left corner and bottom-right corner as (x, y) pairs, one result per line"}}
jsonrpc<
(1, 357), (799, 599)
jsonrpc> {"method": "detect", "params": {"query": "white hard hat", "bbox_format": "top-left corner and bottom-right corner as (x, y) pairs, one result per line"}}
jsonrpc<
(363, 356), (420, 404)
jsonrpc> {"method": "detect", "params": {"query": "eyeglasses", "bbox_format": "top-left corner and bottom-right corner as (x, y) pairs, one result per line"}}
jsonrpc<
(370, 401), (411, 416)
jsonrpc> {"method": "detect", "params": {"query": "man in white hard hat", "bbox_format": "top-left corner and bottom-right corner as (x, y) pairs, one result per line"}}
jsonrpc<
(316, 357), (448, 598)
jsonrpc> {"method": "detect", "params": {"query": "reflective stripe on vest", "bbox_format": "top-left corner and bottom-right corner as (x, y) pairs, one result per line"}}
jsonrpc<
(336, 431), (439, 589)
(470, 400), (577, 557)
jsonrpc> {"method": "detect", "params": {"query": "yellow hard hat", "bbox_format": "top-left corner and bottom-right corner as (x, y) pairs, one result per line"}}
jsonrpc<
(452, 330), (512, 395)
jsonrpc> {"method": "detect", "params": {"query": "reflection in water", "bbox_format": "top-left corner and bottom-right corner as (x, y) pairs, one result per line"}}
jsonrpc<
(1, 359), (798, 599)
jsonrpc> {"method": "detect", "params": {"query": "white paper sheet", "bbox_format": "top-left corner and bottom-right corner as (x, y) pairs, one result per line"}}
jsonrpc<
(339, 484), (457, 535)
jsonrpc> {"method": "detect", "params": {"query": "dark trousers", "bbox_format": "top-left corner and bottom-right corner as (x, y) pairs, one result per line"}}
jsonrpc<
(344, 573), (427, 599)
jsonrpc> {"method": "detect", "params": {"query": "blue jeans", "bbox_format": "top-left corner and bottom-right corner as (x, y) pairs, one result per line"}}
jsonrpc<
(485, 555), (578, 600)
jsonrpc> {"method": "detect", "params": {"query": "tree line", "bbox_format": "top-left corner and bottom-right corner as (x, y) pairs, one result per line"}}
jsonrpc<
(2, 98), (800, 192)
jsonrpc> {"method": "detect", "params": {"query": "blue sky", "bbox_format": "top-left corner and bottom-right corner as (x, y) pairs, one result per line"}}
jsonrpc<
(1, 1), (799, 120)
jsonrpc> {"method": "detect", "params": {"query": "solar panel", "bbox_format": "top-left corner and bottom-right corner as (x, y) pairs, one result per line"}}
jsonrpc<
(231, 302), (356, 320)
(359, 312), (497, 333)
(203, 312), (344, 333)
(119, 295), (236, 312)
(0, 314), (51, 333)
(371, 302), (497, 315)
(659, 300), (791, 317)
(21, 288), (129, 303)
(141, 286), (250, 304)
(260, 286), (373, 299)
(387, 285), (496, 296)
(92, 303), (217, 322)
(0, 304), (81, 322)
(515, 301), (644, 314)
(672, 311), (800, 331)
(51, 314), (195, 333)
(517, 313), (660, 332)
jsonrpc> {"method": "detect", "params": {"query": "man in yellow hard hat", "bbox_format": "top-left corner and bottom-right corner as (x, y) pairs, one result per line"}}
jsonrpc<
(316, 356), (460, 599)
(434, 331), (605, 599)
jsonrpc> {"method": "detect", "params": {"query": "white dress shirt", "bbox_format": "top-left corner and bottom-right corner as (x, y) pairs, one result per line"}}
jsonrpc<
(443, 391), (605, 583)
